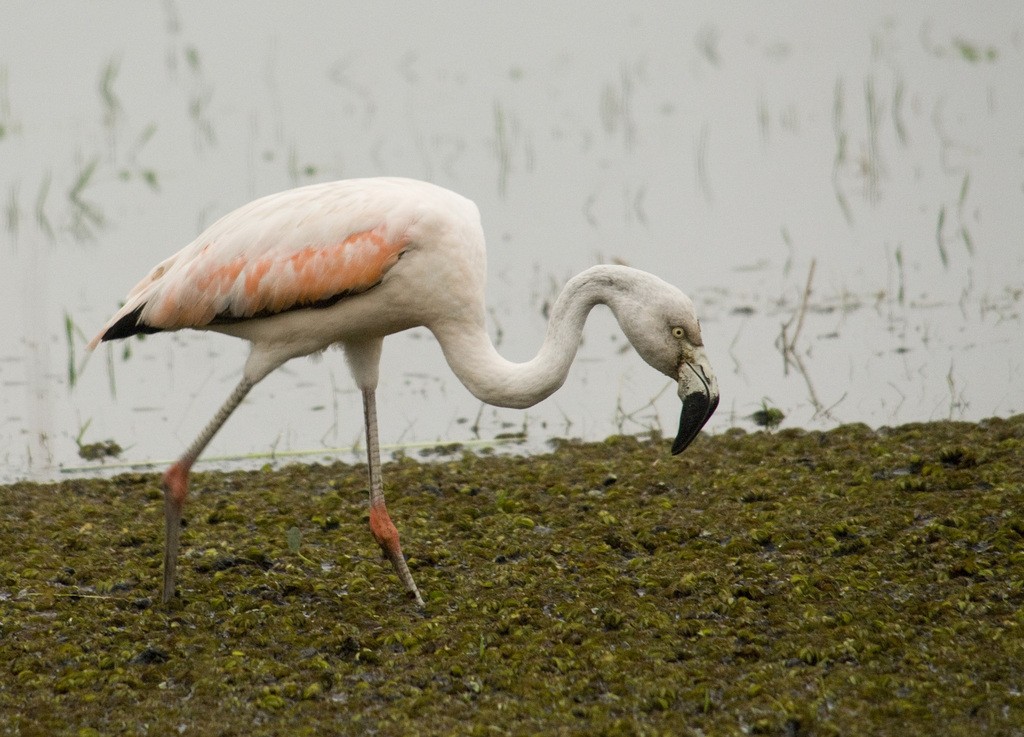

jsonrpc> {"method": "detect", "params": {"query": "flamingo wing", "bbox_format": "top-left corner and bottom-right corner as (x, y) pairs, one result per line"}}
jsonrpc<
(88, 180), (422, 349)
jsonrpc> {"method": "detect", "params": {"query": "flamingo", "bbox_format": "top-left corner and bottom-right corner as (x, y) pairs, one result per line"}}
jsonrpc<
(87, 177), (719, 607)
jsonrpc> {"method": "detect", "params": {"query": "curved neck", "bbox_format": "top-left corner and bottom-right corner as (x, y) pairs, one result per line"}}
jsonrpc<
(430, 265), (640, 409)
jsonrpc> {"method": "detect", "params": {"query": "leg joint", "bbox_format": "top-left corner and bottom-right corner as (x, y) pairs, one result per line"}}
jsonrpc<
(368, 503), (401, 552)
(162, 461), (190, 507)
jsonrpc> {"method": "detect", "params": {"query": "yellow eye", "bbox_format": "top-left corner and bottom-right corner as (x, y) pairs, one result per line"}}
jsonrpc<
(671, 327), (685, 339)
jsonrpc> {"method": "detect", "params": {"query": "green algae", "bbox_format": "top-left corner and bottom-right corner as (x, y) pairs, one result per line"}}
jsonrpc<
(1, 416), (1023, 735)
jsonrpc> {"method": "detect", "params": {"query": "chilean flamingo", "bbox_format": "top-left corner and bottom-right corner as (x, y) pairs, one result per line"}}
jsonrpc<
(87, 177), (719, 606)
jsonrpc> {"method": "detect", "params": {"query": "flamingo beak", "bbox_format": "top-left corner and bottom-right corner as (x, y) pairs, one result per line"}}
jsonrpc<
(672, 353), (719, 455)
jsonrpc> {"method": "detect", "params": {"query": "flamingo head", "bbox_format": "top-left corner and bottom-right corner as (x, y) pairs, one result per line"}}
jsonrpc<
(613, 272), (719, 454)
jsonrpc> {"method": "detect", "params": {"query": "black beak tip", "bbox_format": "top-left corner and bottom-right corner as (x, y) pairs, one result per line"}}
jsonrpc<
(670, 436), (691, 456)
(672, 391), (719, 455)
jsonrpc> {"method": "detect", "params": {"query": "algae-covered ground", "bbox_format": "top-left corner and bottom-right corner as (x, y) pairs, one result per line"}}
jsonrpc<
(2, 417), (1023, 736)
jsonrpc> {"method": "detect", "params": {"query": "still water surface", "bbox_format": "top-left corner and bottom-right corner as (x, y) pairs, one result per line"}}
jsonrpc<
(1, 3), (1021, 482)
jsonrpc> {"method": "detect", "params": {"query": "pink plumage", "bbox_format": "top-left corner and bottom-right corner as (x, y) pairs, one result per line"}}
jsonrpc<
(88, 178), (453, 346)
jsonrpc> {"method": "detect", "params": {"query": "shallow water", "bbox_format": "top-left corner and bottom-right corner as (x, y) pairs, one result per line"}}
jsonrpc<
(1, 3), (1021, 482)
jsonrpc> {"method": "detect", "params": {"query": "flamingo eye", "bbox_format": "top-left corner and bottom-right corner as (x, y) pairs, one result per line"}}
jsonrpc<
(671, 327), (685, 339)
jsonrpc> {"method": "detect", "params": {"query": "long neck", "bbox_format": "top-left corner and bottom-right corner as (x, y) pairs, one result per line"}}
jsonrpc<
(431, 265), (637, 409)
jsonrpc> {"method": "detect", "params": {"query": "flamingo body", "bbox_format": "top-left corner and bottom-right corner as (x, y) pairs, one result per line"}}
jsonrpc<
(88, 177), (719, 606)
(90, 178), (484, 366)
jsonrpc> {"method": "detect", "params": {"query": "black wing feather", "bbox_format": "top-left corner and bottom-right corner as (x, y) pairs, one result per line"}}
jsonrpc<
(100, 305), (163, 342)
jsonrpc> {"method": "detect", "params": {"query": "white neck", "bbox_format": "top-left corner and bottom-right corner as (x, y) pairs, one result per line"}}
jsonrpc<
(430, 265), (646, 409)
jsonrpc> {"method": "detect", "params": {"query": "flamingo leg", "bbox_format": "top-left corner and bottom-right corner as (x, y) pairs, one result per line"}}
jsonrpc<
(362, 388), (425, 607)
(161, 376), (255, 603)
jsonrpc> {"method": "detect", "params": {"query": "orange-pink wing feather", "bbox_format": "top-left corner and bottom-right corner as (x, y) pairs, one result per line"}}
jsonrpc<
(88, 180), (419, 349)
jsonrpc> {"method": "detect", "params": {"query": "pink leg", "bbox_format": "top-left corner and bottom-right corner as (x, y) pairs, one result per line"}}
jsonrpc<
(161, 377), (255, 603)
(368, 501), (423, 605)
(363, 388), (424, 606)
(161, 460), (191, 603)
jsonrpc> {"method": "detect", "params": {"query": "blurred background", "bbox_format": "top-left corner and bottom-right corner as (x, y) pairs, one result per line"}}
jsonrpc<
(1, 2), (1021, 482)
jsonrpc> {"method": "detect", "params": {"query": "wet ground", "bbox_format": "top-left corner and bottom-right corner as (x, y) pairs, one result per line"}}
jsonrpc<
(2, 416), (1022, 735)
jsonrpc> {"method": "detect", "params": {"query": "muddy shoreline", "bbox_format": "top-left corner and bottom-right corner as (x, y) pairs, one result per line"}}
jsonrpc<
(2, 416), (1022, 735)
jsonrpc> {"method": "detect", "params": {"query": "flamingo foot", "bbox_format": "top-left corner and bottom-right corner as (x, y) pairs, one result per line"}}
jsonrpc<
(161, 461), (190, 603)
(369, 503), (425, 607)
